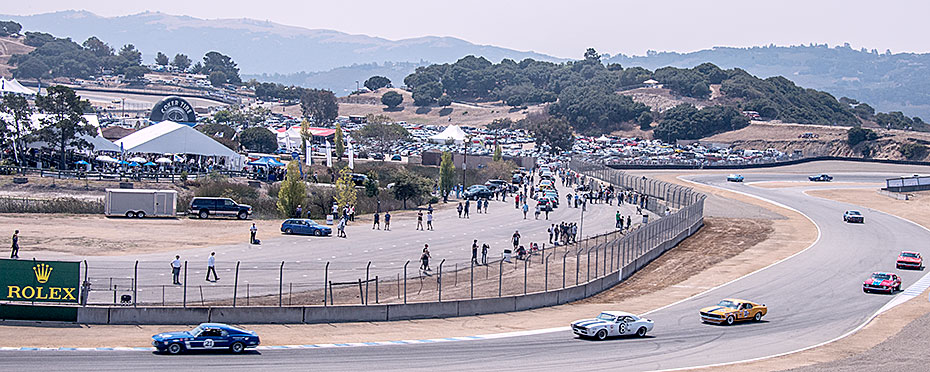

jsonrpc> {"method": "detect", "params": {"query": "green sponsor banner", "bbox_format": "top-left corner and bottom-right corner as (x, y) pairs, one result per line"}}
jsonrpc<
(0, 259), (80, 303)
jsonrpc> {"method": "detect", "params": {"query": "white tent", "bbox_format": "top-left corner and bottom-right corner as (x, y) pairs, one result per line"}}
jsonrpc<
(275, 125), (301, 150)
(115, 121), (242, 164)
(0, 78), (37, 95)
(429, 125), (467, 144)
(5, 113), (117, 153)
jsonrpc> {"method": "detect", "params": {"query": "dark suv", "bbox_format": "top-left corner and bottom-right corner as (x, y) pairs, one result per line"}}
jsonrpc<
(189, 197), (252, 220)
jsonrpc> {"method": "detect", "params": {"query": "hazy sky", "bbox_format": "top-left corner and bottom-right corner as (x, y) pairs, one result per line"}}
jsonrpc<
(5, 0), (929, 58)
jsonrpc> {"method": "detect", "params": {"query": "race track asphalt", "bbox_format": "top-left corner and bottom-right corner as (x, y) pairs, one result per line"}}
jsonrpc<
(3, 170), (929, 371)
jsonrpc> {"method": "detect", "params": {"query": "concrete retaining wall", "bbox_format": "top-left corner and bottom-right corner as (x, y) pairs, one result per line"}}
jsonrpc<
(387, 301), (458, 321)
(456, 297), (516, 316)
(304, 305), (388, 324)
(211, 307), (303, 324)
(107, 307), (209, 325)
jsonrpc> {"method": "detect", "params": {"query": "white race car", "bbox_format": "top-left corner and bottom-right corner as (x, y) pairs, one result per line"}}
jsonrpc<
(571, 311), (654, 340)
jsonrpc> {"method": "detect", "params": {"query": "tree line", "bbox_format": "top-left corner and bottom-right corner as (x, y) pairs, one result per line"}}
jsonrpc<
(8, 28), (242, 87)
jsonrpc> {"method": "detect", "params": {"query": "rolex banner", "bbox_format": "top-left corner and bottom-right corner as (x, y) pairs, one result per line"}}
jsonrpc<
(0, 259), (80, 303)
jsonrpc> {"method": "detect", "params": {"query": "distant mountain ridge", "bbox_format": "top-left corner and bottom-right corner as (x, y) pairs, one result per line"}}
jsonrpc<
(606, 45), (930, 119)
(0, 10), (565, 75)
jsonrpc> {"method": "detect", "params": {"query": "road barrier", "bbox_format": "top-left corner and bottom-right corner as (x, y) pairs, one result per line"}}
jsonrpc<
(41, 160), (707, 324)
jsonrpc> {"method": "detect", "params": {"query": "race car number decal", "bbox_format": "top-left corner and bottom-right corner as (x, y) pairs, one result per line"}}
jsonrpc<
(204, 339), (214, 348)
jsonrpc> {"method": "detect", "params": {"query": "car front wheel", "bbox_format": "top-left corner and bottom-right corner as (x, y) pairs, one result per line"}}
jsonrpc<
(230, 342), (245, 353)
(595, 329), (608, 341)
(313, 230), (322, 236)
(167, 343), (182, 354)
(725, 315), (735, 325)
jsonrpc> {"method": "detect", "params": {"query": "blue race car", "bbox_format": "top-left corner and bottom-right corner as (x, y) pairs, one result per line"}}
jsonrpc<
(726, 174), (744, 182)
(152, 323), (260, 354)
(281, 218), (332, 236)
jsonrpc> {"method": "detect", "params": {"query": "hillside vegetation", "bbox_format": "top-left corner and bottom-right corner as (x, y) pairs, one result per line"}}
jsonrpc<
(404, 49), (927, 141)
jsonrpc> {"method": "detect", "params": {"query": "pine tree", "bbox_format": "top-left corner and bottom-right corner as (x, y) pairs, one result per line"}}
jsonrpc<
(334, 123), (345, 159)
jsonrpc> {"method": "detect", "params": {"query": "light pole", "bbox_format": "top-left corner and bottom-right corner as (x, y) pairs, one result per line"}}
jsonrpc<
(121, 98), (126, 126)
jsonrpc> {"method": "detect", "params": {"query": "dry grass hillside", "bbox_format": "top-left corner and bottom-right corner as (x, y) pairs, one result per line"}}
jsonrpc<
(337, 88), (544, 127)
(701, 121), (930, 161)
(619, 85), (736, 113)
(0, 36), (34, 78)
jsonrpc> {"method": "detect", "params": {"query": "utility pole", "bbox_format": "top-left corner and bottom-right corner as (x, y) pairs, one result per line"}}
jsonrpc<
(462, 138), (468, 187)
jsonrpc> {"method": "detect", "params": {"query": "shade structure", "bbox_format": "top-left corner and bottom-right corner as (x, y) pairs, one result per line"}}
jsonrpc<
(95, 155), (118, 163)
(154, 157), (172, 164)
(74, 160), (90, 165)
(127, 156), (147, 163)
(248, 156), (286, 167)
(114, 121), (240, 161)
(0, 78), (37, 95)
(428, 125), (467, 144)
(118, 160), (130, 165)
(143, 161), (157, 166)
(128, 161), (140, 167)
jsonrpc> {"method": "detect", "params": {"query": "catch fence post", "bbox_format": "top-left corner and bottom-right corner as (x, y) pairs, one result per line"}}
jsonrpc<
(133, 261), (138, 307)
(499, 259), (504, 297)
(183, 261), (188, 308)
(232, 261), (240, 307)
(562, 251), (569, 289)
(545, 253), (552, 292)
(278, 261), (285, 307)
(365, 261), (371, 305)
(470, 261), (474, 300)
(403, 260), (409, 304)
(323, 262), (329, 307)
(523, 259), (528, 295)
(438, 259), (445, 302)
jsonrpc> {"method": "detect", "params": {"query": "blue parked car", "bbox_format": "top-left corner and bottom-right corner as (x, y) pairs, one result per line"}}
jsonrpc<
(152, 323), (260, 354)
(281, 218), (332, 236)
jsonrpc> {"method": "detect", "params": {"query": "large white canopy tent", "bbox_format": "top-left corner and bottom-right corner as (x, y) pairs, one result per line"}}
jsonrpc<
(428, 125), (467, 144)
(3, 113), (118, 153)
(115, 121), (243, 167)
(0, 77), (37, 95)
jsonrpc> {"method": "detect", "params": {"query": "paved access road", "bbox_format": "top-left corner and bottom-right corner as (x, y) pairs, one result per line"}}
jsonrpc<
(4, 170), (926, 371)
(32, 182), (637, 303)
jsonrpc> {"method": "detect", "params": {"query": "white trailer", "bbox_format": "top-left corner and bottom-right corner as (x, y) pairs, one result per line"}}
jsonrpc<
(105, 189), (178, 218)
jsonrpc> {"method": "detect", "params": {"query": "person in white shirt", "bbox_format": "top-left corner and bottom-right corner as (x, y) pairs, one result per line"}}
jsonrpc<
(250, 223), (257, 244)
(426, 211), (433, 230)
(206, 252), (219, 282)
(170, 255), (182, 285)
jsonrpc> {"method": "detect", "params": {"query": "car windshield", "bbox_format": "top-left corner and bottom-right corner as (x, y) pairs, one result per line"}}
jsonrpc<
(848, 211), (861, 215)
(190, 325), (204, 336)
(596, 313), (616, 322)
(717, 300), (738, 308)
(903, 252), (919, 258)
(872, 273), (891, 280)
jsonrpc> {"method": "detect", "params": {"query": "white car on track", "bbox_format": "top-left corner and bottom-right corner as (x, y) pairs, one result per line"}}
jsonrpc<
(571, 311), (654, 340)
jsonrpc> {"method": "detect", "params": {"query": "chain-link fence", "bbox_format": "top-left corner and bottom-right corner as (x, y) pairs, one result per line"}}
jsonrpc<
(72, 160), (704, 309)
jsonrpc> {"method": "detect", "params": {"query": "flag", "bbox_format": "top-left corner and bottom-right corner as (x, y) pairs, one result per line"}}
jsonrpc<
(326, 141), (332, 167)
(305, 139), (312, 166)
(348, 143), (355, 170)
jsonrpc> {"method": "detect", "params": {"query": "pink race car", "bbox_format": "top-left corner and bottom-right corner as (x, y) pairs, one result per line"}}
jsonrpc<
(863, 272), (901, 294)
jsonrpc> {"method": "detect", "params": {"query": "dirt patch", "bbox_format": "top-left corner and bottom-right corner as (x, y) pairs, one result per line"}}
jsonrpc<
(0, 214), (281, 256)
(582, 217), (772, 303)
